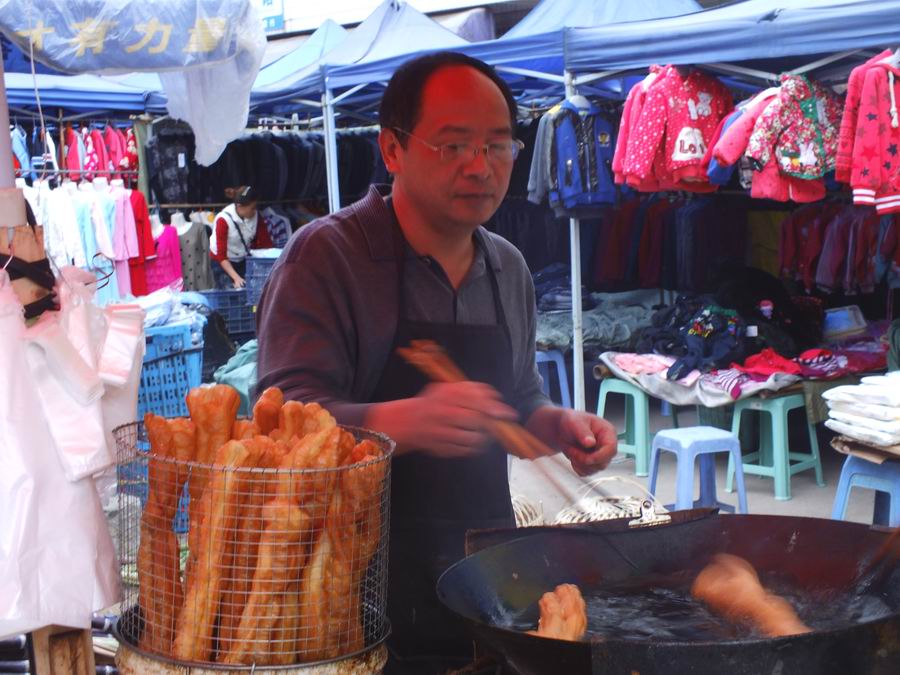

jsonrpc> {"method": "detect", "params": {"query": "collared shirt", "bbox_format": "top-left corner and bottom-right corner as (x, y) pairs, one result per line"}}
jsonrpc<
(256, 185), (550, 426)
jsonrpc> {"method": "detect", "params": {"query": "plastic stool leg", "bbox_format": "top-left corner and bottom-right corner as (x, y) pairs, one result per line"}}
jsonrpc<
(889, 491), (900, 528)
(633, 392), (651, 477)
(552, 352), (572, 409)
(697, 453), (718, 507)
(596, 386), (609, 418)
(648, 444), (662, 497)
(624, 395), (636, 446)
(807, 420), (825, 487)
(725, 408), (742, 493)
(730, 445), (749, 514)
(830, 456), (855, 521)
(537, 361), (551, 397)
(771, 409), (791, 501)
(674, 448), (696, 510)
(874, 491), (892, 527)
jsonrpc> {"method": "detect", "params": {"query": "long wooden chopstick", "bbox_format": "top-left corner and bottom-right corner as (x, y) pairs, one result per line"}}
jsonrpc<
(397, 340), (598, 508)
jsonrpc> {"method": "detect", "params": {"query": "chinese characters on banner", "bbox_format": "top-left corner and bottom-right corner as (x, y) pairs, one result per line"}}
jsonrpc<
(0, 1), (249, 73)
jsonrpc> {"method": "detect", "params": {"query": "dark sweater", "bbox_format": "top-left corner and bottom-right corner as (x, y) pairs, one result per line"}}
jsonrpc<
(256, 185), (550, 426)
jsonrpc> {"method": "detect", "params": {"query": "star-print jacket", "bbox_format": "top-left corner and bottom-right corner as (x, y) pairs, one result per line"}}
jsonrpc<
(835, 50), (892, 183)
(851, 62), (900, 214)
(746, 74), (843, 181)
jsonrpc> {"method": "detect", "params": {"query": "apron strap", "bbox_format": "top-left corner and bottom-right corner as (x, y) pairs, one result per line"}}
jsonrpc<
(389, 208), (512, 348)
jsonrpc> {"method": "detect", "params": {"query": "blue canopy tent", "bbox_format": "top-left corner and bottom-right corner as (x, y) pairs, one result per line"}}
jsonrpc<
(564, 0), (900, 82)
(537, 0), (900, 410)
(251, 0), (469, 212)
(4, 72), (148, 114)
(505, 0), (701, 39)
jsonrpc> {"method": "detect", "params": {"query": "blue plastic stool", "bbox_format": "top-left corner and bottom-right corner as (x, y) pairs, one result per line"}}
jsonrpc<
(649, 426), (748, 514)
(831, 455), (900, 527)
(597, 378), (652, 476)
(536, 349), (571, 409)
(725, 393), (824, 501)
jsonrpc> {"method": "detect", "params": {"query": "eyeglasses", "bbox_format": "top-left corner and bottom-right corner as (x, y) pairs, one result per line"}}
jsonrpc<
(392, 128), (525, 163)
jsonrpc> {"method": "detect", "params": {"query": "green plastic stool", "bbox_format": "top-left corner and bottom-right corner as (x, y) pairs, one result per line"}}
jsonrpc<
(725, 393), (825, 501)
(597, 378), (679, 476)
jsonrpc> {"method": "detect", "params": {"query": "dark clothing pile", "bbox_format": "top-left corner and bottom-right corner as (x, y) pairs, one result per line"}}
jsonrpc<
(532, 263), (596, 312)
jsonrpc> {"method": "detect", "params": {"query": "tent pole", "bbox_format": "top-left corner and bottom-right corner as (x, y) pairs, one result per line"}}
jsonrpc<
(322, 85), (341, 213)
(0, 57), (16, 190)
(564, 70), (585, 412)
(0, 54), (26, 228)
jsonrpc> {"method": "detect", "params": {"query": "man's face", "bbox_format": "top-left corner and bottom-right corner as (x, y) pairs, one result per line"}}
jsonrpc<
(383, 65), (516, 234)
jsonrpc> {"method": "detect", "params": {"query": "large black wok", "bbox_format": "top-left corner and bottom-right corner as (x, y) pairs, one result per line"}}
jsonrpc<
(437, 511), (900, 675)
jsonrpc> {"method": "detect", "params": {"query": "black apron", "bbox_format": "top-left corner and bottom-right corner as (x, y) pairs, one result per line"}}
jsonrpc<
(370, 220), (516, 674)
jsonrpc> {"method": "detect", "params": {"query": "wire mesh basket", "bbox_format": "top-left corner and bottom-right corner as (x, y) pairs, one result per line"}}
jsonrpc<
(114, 419), (393, 668)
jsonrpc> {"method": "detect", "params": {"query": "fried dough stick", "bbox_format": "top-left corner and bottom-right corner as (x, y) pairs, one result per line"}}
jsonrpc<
(528, 584), (587, 642)
(232, 419), (261, 440)
(185, 385), (240, 585)
(154, 417), (195, 652)
(296, 439), (386, 661)
(172, 440), (252, 662)
(220, 431), (338, 665)
(253, 386), (284, 435)
(273, 400), (335, 443)
(691, 554), (811, 638)
(216, 436), (284, 658)
(139, 414), (189, 654)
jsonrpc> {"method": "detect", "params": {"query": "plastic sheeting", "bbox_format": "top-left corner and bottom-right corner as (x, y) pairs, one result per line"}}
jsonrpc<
(0, 0), (266, 165)
(0, 268), (143, 638)
(0, 0), (258, 73)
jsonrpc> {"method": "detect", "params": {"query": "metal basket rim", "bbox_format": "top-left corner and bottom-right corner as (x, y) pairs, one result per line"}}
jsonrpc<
(112, 606), (392, 670)
(113, 422), (396, 475)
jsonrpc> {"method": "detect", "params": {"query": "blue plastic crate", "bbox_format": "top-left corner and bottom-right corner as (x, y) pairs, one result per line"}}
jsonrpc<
(202, 289), (256, 336)
(137, 324), (203, 419)
(245, 255), (279, 306)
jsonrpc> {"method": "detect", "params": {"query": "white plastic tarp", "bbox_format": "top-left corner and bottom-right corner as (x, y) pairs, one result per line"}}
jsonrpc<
(0, 0), (266, 164)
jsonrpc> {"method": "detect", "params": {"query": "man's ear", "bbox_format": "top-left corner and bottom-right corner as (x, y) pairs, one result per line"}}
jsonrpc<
(378, 128), (403, 174)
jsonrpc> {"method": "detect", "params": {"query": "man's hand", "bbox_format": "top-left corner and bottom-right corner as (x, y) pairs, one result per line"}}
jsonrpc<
(366, 381), (517, 459)
(557, 409), (618, 476)
(232, 275), (246, 289)
(527, 406), (618, 476)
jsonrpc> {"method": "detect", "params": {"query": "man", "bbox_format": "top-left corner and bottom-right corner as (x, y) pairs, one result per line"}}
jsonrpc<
(256, 52), (617, 672)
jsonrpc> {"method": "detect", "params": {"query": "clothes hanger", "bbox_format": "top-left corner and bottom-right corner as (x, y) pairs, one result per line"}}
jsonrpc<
(878, 47), (900, 67)
(87, 253), (115, 291)
(567, 94), (592, 110)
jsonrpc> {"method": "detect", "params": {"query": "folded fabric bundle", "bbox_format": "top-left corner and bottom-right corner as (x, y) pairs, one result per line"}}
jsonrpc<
(823, 384), (900, 408)
(827, 400), (900, 422)
(825, 419), (900, 448)
(829, 409), (900, 435)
